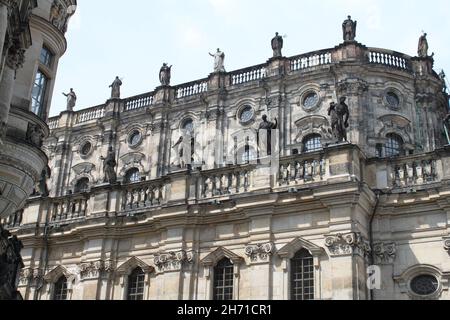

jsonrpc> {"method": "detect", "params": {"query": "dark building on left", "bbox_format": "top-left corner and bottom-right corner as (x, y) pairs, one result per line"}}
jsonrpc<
(0, 0), (77, 300)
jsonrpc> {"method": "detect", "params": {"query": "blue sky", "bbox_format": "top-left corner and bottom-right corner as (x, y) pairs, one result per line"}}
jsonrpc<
(50, 0), (450, 116)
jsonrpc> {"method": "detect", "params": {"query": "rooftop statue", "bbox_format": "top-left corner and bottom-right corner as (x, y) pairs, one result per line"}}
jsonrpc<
(62, 88), (77, 111)
(342, 15), (357, 42)
(271, 32), (284, 58)
(109, 76), (122, 99)
(159, 63), (172, 86)
(418, 33), (429, 58)
(209, 48), (226, 73)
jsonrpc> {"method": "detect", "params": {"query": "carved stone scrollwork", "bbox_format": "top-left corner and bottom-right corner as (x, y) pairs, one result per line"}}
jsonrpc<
(373, 242), (397, 264)
(324, 232), (371, 257)
(5, 41), (26, 71)
(78, 260), (115, 280)
(337, 79), (369, 96)
(444, 237), (450, 254)
(244, 243), (274, 262)
(154, 250), (195, 272)
(26, 123), (45, 148)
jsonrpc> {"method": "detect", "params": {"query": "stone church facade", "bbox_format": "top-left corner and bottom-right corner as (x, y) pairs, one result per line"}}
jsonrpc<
(3, 16), (450, 300)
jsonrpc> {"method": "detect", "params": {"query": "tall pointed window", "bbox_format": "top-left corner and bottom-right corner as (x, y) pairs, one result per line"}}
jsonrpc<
(291, 249), (314, 300)
(53, 276), (68, 300)
(127, 267), (145, 300)
(213, 258), (234, 301)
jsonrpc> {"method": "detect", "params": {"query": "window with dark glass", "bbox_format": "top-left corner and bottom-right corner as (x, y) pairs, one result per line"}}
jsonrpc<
(303, 92), (319, 110)
(74, 178), (90, 193)
(213, 258), (234, 301)
(291, 249), (314, 300)
(81, 142), (92, 156)
(53, 276), (68, 300)
(410, 275), (439, 296)
(182, 119), (194, 134)
(239, 106), (255, 124)
(31, 70), (48, 117)
(385, 134), (404, 158)
(40, 46), (54, 68)
(128, 130), (142, 147)
(303, 134), (322, 153)
(386, 92), (400, 109)
(127, 267), (145, 300)
(125, 168), (141, 184)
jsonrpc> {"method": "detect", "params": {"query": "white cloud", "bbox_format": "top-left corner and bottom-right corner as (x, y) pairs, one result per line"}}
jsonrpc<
(208, 0), (243, 22)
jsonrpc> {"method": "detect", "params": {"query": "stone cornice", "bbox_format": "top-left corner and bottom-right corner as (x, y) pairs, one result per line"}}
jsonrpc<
(29, 14), (67, 56)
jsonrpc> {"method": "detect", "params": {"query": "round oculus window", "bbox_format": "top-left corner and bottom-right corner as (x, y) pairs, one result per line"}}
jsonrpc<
(80, 142), (92, 156)
(303, 92), (319, 110)
(239, 106), (255, 123)
(386, 92), (400, 108)
(410, 275), (439, 296)
(129, 130), (142, 147)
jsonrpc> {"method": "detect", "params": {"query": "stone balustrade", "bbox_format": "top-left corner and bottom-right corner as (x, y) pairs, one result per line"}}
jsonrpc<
(47, 117), (59, 130)
(278, 153), (327, 188)
(389, 154), (439, 189)
(230, 64), (267, 86)
(367, 48), (412, 72)
(76, 104), (106, 124)
(120, 180), (167, 212)
(124, 92), (154, 111)
(50, 195), (89, 223)
(290, 49), (332, 72)
(196, 165), (255, 199)
(175, 79), (208, 99)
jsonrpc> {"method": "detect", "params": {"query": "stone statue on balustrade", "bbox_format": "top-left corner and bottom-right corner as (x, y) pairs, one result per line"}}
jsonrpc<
(172, 136), (191, 169)
(101, 146), (117, 184)
(109, 76), (122, 99)
(271, 32), (284, 58)
(62, 88), (77, 111)
(209, 48), (226, 73)
(328, 97), (350, 143)
(342, 15), (357, 42)
(439, 70), (447, 93)
(159, 63), (172, 86)
(418, 33), (429, 58)
(258, 115), (278, 156)
(37, 165), (51, 197)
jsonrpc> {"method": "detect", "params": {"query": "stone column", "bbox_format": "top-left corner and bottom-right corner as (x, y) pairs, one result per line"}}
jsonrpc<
(0, 2), (9, 78)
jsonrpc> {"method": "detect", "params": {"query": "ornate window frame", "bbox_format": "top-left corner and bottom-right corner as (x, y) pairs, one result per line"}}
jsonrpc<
(200, 247), (245, 300)
(116, 257), (154, 301)
(234, 99), (258, 127)
(277, 238), (325, 300)
(382, 87), (404, 111)
(394, 264), (450, 300)
(127, 129), (144, 149)
(296, 85), (323, 113)
(77, 137), (96, 160)
(70, 162), (96, 192)
(43, 265), (76, 301)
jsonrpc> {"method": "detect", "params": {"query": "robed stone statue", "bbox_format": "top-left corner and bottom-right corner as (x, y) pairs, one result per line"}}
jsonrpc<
(101, 146), (117, 184)
(258, 115), (278, 156)
(209, 48), (226, 73)
(271, 32), (283, 58)
(159, 63), (172, 86)
(328, 98), (350, 143)
(342, 15), (357, 42)
(62, 88), (77, 111)
(109, 76), (122, 99)
(418, 33), (429, 58)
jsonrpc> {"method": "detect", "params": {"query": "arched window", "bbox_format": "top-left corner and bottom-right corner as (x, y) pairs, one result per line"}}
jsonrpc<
(125, 168), (141, 184)
(213, 258), (234, 301)
(385, 134), (404, 158)
(291, 249), (314, 300)
(74, 178), (89, 193)
(127, 267), (145, 300)
(53, 276), (68, 300)
(303, 134), (322, 153)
